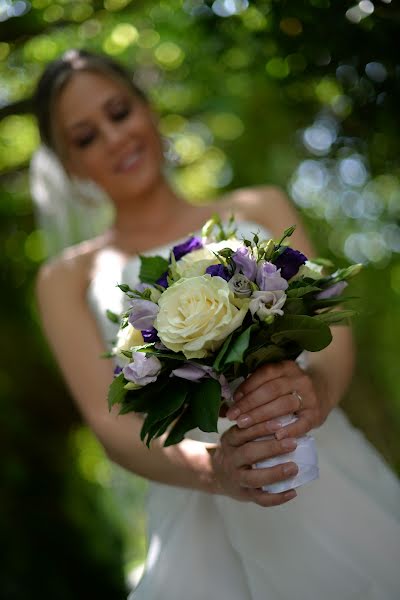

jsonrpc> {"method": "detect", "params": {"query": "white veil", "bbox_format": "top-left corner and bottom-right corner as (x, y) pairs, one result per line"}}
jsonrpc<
(30, 145), (115, 258)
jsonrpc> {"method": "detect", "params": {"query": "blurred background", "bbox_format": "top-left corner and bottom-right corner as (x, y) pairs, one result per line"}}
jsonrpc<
(1, 0), (400, 598)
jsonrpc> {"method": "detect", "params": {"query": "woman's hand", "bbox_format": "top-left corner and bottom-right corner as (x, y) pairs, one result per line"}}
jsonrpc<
(210, 424), (299, 506)
(226, 360), (328, 441)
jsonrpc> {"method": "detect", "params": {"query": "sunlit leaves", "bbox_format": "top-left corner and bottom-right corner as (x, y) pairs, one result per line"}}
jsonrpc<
(0, 115), (39, 170)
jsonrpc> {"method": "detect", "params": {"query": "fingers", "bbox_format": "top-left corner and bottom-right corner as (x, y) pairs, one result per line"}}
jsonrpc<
(235, 393), (302, 429)
(248, 488), (297, 507)
(222, 420), (285, 446)
(275, 411), (316, 440)
(239, 461), (299, 489)
(234, 360), (300, 401)
(227, 375), (299, 421)
(233, 437), (298, 468)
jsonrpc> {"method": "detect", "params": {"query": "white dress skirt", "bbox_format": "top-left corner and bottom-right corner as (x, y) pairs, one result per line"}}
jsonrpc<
(87, 223), (400, 600)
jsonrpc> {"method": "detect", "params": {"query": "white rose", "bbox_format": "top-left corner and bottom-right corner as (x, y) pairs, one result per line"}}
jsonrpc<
(249, 290), (287, 320)
(291, 260), (323, 281)
(175, 247), (219, 278)
(155, 275), (249, 359)
(114, 323), (144, 357)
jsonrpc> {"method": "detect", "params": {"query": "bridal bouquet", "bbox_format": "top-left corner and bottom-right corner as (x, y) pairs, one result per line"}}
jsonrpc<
(107, 215), (360, 454)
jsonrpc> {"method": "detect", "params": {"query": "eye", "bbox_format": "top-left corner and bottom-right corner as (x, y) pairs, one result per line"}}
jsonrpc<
(110, 104), (132, 122)
(74, 133), (96, 148)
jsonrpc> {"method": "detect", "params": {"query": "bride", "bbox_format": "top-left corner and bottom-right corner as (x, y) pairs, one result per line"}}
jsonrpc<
(33, 50), (400, 599)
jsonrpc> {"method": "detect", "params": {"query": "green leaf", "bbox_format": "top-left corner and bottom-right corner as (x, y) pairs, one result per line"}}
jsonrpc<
(164, 406), (197, 447)
(139, 255), (169, 284)
(283, 298), (306, 315)
(224, 325), (255, 365)
(140, 381), (188, 442)
(245, 344), (286, 372)
(314, 310), (357, 325)
(106, 309), (120, 324)
(287, 285), (321, 298)
(213, 332), (234, 372)
(108, 373), (127, 411)
(311, 295), (357, 309)
(189, 378), (221, 433)
(119, 379), (169, 414)
(271, 315), (332, 351)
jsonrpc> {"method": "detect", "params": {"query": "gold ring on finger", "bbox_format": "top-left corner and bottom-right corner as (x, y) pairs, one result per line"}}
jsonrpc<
(292, 390), (304, 411)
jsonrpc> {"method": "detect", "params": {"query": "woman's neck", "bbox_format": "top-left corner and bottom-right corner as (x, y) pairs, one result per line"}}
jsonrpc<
(106, 178), (194, 255)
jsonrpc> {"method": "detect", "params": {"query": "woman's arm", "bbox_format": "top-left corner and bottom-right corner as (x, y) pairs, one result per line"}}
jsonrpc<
(222, 186), (355, 438)
(35, 254), (298, 505)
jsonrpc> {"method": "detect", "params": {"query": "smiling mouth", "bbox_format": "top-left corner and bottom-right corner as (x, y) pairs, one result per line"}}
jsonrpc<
(116, 147), (145, 172)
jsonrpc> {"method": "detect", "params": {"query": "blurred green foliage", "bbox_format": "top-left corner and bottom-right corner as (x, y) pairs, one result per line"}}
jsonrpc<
(1, 0), (400, 598)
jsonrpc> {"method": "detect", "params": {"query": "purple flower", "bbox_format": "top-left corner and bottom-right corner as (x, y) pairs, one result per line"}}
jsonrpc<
(172, 236), (203, 261)
(128, 299), (159, 330)
(123, 352), (161, 386)
(156, 272), (169, 288)
(256, 261), (288, 292)
(206, 264), (231, 281)
(113, 365), (123, 376)
(232, 247), (257, 281)
(316, 281), (348, 300)
(273, 247), (307, 280)
(141, 327), (160, 343)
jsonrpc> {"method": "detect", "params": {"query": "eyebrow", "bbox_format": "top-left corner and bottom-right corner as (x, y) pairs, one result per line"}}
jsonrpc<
(65, 94), (131, 132)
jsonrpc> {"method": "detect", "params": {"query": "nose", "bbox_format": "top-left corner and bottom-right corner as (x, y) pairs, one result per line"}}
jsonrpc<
(101, 121), (127, 150)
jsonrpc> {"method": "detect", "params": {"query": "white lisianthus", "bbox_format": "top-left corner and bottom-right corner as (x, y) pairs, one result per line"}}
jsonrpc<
(175, 247), (219, 279)
(249, 290), (287, 320)
(155, 275), (249, 359)
(291, 260), (323, 281)
(207, 239), (242, 253)
(114, 323), (144, 357)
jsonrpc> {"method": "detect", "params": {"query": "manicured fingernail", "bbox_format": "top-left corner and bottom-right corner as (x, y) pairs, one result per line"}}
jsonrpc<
(283, 490), (297, 501)
(234, 391), (244, 402)
(227, 407), (240, 421)
(266, 420), (281, 432)
(237, 415), (252, 428)
(275, 428), (288, 440)
(282, 463), (298, 476)
(281, 438), (297, 451)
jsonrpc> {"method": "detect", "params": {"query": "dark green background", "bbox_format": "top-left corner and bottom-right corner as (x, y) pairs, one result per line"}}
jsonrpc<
(1, 1), (400, 598)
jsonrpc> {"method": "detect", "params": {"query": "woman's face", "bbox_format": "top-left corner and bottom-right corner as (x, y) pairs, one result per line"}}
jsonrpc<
(54, 70), (164, 201)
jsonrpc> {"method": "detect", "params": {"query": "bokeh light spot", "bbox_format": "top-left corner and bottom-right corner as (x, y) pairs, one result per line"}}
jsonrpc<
(24, 230), (47, 263)
(207, 113), (244, 140)
(138, 29), (160, 49)
(265, 57), (290, 79)
(154, 42), (185, 70)
(0, 42), (10, 61)
(43, 4), (64, 23)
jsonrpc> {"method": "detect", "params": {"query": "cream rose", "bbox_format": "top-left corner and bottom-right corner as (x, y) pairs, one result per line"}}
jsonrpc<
(291, 260), (323, 281)
(114, 323), (144, 357)
(175, 247), (219, 279)
(154, 275), (249, 359)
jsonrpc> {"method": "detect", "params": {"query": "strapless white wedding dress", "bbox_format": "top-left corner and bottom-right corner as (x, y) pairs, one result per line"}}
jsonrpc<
(87, 222), (400, 600)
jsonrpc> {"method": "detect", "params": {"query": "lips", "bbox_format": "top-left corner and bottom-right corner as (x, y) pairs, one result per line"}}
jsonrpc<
(115, 146), (145, 173)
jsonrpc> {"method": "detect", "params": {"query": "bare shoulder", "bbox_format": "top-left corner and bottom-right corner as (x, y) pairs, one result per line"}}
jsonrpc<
(215, 185), (297, 234)
(35, 237), (104, 304)
(215, 185), (315, 255)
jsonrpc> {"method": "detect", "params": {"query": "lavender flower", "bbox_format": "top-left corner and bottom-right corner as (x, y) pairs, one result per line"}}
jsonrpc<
(172, 236), (203, 261)
(123, 352), (162, 386)
(274, 247), (307, 280)
(172, 363), (231, 400)
(128, 299), (159, 330)
(256, 261), (288, 292)
(232, 247), (257, 281)
(206, 264), (231, 281)
(316, 281), (348, 300)
(228, 273), (252, 297)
